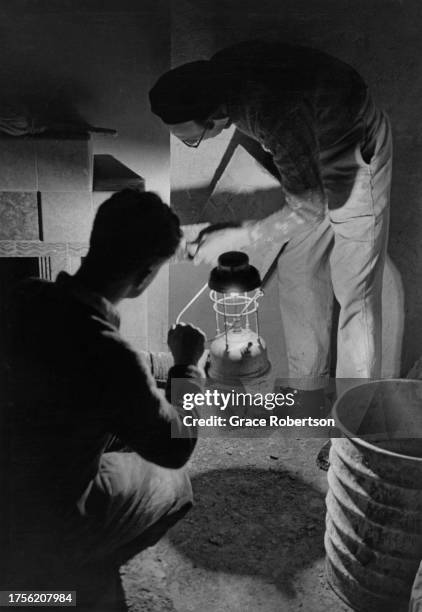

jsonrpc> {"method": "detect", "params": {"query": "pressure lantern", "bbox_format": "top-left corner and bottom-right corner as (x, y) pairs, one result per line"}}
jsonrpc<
(207, 251), (271, 383)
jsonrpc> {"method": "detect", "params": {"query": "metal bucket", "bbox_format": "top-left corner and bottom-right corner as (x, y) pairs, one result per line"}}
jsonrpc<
(325, 379), (422, 612)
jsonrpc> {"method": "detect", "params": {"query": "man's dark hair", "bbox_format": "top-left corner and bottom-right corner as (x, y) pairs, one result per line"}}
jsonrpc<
(149, 60), (223, 125)
(85, 189), (181, 280)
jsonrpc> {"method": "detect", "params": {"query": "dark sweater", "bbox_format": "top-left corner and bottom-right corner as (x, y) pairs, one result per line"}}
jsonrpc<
(3, 273), (202, 526)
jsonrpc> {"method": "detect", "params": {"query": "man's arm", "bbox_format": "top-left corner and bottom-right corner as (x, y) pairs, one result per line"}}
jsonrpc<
(246, 95), (327, 241)
(103, 324), (205, 469)
(192, 99), (327, 264)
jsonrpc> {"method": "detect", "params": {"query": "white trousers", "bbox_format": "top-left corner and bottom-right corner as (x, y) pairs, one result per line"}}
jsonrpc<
(277, 113), (393, 390)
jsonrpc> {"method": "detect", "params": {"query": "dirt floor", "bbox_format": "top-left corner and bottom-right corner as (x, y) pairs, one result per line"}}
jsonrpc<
(120, 434), (353, 612)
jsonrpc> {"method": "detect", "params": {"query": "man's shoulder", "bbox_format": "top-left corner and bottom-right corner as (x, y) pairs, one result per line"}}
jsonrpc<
(9, 275), (116, 340)
(8, 275), (152, 373)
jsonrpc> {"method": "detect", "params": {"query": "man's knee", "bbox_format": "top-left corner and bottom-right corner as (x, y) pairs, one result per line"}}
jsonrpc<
(171, 465), (194, 508)
(93, 451), (194, 520)
(154, 463), (194, 517)
(103, 465), (193, 566)
(74, 455), (194, 567)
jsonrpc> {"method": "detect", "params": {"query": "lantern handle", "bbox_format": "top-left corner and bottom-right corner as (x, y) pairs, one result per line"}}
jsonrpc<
(239, 289), (263, 316)
(175, 282), (209, 324)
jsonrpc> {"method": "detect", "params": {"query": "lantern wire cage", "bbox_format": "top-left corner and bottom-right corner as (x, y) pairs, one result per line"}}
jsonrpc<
(175, 283), (263, 342)
(210, 289), (262, 343)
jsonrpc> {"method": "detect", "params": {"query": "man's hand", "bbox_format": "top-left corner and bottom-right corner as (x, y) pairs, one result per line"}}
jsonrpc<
(189, 223), (252, 265)
(167, 323), (206, 366)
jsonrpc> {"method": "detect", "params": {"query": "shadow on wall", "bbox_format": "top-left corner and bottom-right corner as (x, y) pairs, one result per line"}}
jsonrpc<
(168, 467), (326, 598)
(174, 186), (282, 226)
(171, 129), (281, 223)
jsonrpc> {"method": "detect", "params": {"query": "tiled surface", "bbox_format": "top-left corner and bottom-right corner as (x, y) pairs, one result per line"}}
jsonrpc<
(35, 139), (92, 192)
(0, 137), (92, 192)
(0, 191), (38, 239)
(0, 139), (37, 191)
(41, 191), (94, 242)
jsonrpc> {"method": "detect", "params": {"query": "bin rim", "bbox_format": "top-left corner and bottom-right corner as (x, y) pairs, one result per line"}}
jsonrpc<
(332, 378), (422, 463)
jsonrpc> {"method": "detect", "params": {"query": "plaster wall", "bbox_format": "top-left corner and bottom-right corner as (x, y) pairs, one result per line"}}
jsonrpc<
(169, 0), (422, 375)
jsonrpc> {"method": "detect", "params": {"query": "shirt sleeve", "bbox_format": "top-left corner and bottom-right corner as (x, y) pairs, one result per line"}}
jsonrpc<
(102, 334), (205, 469)
(241, 92), (327, 224)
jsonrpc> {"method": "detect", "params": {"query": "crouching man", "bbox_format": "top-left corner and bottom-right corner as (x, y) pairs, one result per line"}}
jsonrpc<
(3, 189), (205, 608)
